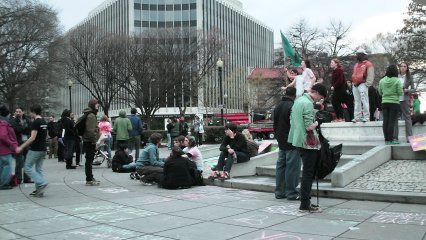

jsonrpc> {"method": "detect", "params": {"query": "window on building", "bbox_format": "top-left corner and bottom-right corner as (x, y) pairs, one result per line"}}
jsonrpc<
(134, 3), (141, 10)
(174, 4), (181, 10)
(182, 4), (189, 10)
(158, 4), (165, 10)
(150, 4), (157, 10)
(142, 21), (149, 27)
(150, 21), (158, 27)
(166, 4), (173, 10)
(190, 3), (196, 9)
(142, 4), (149, 10)
(134, 20), (141, 27)
(158, 21), (165, 28)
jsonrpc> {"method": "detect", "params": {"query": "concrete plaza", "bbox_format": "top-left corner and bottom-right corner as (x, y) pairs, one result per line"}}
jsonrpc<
(1, 148), (426, 240)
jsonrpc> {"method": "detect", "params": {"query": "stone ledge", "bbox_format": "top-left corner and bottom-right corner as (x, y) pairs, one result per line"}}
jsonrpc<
(331, 145), (391, 187)
(231, 151), (278, 177)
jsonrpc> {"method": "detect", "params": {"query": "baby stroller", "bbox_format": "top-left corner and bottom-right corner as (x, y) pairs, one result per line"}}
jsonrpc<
(92, 137), (112, 168)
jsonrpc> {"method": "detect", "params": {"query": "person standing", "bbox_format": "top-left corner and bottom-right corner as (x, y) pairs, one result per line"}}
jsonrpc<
(351, 49), (374, 123)
(283, 69), (304, 98)
(301, 60), (316, 93)
(82, 99), (100, 186)
(166, 119), (173, 150)
(193, 116), (204, 146)
(179, 116), (189, 137)
(394, 62), (415, 143)
(16, 105), (48, 197)
(12, 107), (33, 184)
(0, 105), (19, 190)
(273, 86), (301, 200)
(46, 116), (58, 159)
(128, 108), (143, 160)
(97, 114), (112, 160)
(113, 110), (132, 149)
(61, 109), (77, 169)
(378, 65), (403, 145)
(288, 83), (327, 213)
(170, 118), (180, 142)
(330, 58), (346, 122)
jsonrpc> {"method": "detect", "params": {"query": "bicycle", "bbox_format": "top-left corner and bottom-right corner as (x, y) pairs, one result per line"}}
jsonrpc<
(92, 139), (112, 168)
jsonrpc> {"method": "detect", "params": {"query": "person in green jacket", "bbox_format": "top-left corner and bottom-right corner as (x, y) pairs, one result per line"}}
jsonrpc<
(288, 83), (327, 213)
(413, 94), (421, 114)
(378, 64), (403, 145)
(113, 110), (132, 149)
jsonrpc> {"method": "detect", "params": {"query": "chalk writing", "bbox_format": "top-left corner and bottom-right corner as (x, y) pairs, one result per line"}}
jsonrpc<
(136, 196), (174, 204)
(326, 208), (373, 217)
(262, 205), (308, 217)
(68, 225), (138, 240)
(371, 211), (426, 226)
(234, 215), (268, 226)
(253, 231), (304, 240)
(98, 187), (129, 194)
(77, 208), (158, 223)
(0, 202), (39, 212)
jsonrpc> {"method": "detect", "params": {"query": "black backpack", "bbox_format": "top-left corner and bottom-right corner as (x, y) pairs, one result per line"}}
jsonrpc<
(316, 127), (343, 179)
(74, 113), (89, 136)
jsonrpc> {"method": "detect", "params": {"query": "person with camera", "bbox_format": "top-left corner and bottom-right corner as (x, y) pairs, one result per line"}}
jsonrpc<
(288, 83), (327, 213)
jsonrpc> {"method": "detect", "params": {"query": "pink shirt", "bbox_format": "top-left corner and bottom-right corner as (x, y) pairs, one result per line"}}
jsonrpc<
(98, 121), (112, 136)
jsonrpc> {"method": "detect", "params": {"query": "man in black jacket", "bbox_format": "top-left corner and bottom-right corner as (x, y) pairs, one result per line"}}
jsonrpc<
(273, 86), (301, 200)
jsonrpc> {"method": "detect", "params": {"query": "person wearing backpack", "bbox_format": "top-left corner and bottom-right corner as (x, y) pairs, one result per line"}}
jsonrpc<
(82, 99), (100, 186)
(128, 108), (143, 160)
(288, 83), (327, 213)
(16, 105), (49, 197)
(113, 110), (132, 150)
(0, 105), (19, 190)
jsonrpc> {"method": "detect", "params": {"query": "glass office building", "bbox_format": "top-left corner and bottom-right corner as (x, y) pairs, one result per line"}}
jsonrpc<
(66, 0), (273, 116)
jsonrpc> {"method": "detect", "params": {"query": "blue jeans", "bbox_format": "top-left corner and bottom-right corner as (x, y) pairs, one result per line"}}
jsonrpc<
(0, 154), (13, 187)
(24, 150), (48, 188)
(128, 135), (140, 160)
(275, 149), (301, 199)
(167, 133), (172, 149)
(122, 162), (136, 171)
(103, 135), (112, 159)
(299, 148), (320, 209)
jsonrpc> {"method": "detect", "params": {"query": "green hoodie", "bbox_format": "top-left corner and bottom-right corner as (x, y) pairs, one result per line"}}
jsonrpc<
(113, 110), (132, 140)
(378, 76), (403, 104)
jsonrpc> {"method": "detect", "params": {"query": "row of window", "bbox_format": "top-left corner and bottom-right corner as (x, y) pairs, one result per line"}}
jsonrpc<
(134, 3), (196, 11)
(134, 20), (197, 27)
(135, 0), (197, 4)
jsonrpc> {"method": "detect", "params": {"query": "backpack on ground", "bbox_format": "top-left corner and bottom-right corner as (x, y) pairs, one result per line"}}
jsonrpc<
(316, 127), (343, 180)
(74, 113), (89, 136)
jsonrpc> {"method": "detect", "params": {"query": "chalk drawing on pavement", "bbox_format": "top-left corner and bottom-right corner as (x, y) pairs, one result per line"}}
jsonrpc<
(371, 211), (426, 226)
(234, 215), (268, 226)
(252, 231), (304, 240)
(97, 187), (129, 194)
(262, 205), (308, 217)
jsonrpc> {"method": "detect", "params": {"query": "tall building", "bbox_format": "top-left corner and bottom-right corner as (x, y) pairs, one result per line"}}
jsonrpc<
(64, 0), (274, 117)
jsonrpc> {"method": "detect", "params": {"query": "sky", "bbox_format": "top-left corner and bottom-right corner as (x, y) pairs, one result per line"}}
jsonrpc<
(44, 0), (411, 50)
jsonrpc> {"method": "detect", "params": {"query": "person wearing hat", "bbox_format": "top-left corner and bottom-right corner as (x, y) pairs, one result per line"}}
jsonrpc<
(288, 83), (327, 213)
(83, 98), (100, 186)
(351, 48), (374, 123)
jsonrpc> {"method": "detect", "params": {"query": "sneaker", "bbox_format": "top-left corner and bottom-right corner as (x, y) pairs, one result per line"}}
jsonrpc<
(208, 171), (219, 181)
(86, 179), (100, 186)
(140, 179), (153, 186)
(390, 140), (400, 145)
(361, 118), (367, 123)
(299, 204), (323, 213)
(351, 118), (358, 123)
(130, 172), (136, 180)
(218, 171), (230, 182)
(32, 184), (48, 197)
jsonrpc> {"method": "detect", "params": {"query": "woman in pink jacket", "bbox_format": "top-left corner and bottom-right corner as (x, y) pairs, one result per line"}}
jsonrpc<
(98, 115), (112, 159)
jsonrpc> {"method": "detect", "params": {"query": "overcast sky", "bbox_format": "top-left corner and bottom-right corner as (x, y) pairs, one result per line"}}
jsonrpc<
(45, 0), (411, 49)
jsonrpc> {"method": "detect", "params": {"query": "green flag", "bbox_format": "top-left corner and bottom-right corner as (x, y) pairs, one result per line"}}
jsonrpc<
(280, 31), (301, 66)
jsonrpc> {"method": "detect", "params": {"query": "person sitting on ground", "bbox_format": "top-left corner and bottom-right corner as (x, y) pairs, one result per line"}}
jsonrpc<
(208, 122), (250, 181)
(161, 146), (195, 189)
(241, 129), (259, 157)
(111, 144), (136, 173)
(182, 137), (204, 172)
(135, 133), (165, 185)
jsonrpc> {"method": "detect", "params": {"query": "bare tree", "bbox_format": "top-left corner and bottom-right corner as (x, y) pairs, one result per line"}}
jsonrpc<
(0, 0), (60, 110)
(323, 20), (352, 57)
(65, 25), (126, 116)
(287, 19), (322, 59)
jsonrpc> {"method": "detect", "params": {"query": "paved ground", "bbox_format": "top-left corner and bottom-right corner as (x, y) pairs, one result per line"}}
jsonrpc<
(1, 148), (426, 240)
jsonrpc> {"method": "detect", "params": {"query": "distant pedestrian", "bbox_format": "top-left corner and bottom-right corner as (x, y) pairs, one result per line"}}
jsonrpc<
(82, 98), (100, 186)
(128, 108), (143, 160)
(61, 109), (77, 169)
(0, 105), (19, 190)
(166, 119), (173, 149)
(113, 110), (132, 149)
(288, 83), (327, 213)
(273, 86), (301, 201)
(192, 116), (204, 146)
(170, 118), (180, 141)
(394, 62), (415, 142)
(330, 58), (346, 122)
(378, 64), (403, 145)
(46, 116), (58, 159)
(351, 48), (374, 122)
(16, 105), (49, 197)
(179, 116), (189, 137)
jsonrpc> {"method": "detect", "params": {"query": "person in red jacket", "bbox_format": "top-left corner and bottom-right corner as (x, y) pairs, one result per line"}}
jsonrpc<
(0, 105), (19, 190)
(330, 58), (346, 122)
(351, 49), (374, 123)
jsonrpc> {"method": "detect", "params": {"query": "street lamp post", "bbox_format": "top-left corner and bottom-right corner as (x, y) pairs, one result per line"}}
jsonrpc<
(68, 80), (73, 111)
(224, 93), (228, 123)
(217, 58), (224, 126)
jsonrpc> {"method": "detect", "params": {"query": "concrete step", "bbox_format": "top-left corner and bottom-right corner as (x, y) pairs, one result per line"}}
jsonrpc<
(205, 175), (426, 204)
(255, 154), (360, 177)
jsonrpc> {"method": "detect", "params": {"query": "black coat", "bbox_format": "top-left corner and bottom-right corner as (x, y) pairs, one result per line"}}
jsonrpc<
(273, 96), (296, 150)
(162, 156), (194, 189)
(112, 149), (134, 172)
